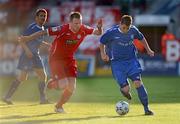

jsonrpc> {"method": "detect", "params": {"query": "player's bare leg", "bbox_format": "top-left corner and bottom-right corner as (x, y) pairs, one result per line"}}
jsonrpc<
(55, 89), (73, 113)
(47, 78), (59, 89)
(2, 71), (28, 105)
(55, 77), (76, 113)
(54, 78), (68, 113)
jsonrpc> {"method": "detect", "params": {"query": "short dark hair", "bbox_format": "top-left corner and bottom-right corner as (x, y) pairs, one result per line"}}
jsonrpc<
(121, 15), (132, 26)
(35, 8), (47, 17)
(69, 12), (82, 21)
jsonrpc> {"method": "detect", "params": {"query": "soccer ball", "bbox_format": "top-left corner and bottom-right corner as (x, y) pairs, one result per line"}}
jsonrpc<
(115, 101), (129, 115)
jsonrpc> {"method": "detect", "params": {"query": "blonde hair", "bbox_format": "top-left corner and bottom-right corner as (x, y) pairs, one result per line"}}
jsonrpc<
(69, 12), (82, 21)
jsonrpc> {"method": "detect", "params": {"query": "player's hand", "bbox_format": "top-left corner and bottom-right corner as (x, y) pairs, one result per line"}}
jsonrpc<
(97, 18), (103, 28)
(18, 36), (23, 44)
(18, 35), (29, 43)
(101, 53), (109, 62)
(147, 49), (154, 57)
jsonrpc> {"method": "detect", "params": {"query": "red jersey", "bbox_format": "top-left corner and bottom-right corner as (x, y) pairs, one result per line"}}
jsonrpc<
(48, 24), (94, 60)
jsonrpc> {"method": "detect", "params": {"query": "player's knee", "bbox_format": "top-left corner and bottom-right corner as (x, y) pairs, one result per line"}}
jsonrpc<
(133, 81), (142, 88)
(17, 76), (26, 82)
(43, 75), (47, 82)
(66, 85), (76, 94)
(39, 74), (47, 82)
(69, 86), (76, 93)
(58, 81), (68, 90)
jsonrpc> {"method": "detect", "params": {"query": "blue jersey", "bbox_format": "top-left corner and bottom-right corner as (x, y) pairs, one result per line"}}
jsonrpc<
(22, 22), (45, 55)
(100, 25), (144, 61)
(17, 22), (45, 71)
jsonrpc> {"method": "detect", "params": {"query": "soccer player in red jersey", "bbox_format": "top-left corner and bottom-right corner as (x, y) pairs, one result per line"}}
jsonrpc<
(19, 12), (103, 113)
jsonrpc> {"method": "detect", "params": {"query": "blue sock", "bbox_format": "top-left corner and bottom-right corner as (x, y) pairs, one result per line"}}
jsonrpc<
(38, 81), (46, 101)
(136, 85), (149, 112)
(5, 79), (21, 99)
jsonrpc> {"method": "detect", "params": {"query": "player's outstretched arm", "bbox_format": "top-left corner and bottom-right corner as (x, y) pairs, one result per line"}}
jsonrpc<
(40, 41), (51, 50)
(18, 30), (48, 42)
(42, 41), (51, 47)
(99, 43), (109, 62)
(141, 38), (154, 57)
(93, 18), (103, 35)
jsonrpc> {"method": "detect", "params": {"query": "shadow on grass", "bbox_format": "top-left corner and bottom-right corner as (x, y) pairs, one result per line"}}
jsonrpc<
(0, 112), (57, 120)
(0, 103), (53, 109)
(0, 103), (8, 106)
(0, 114), (146, 124)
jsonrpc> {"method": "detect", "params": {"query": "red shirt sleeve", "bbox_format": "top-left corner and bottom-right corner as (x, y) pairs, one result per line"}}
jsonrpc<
(82, 25), (94, 35)
(47, 25), (64, 36)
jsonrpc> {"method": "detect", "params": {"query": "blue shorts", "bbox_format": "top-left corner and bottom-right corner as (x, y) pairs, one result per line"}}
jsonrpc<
(111, 59), (142, 88)
(17, 53), (43, 71)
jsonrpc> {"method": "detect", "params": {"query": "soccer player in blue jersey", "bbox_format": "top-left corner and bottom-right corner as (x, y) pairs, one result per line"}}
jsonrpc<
(2, 9), (50, 104)
(99, 15), (154, 115)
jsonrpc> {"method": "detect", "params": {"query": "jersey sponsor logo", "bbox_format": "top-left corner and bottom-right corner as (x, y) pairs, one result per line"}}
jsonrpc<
(117, 41), (133, 46)
(130, 35), (134, 39)
(114, 37), (121, 39)
(77, 34), (81, 39)
(66, 33), (71, 36)
(66, 40), (78, 44)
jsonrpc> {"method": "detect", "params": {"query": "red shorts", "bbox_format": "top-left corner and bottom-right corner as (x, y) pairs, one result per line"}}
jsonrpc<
(49, 58), (77, 80)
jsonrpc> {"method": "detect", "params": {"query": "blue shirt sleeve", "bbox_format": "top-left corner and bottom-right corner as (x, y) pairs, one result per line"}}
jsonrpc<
(22, 23), (40, 36)
(22, 27), (31, 36)
(100, 32), (110, 44)
(133, 26), (144, 40)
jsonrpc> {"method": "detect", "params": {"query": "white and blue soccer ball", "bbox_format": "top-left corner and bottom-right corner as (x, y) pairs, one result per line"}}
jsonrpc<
(115, 101), (129, 115)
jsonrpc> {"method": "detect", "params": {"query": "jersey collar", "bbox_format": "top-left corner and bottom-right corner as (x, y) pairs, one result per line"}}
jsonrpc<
(69, 24), (82, 34)
(118, 27), (123, 33)
(35, 22), (43, 29)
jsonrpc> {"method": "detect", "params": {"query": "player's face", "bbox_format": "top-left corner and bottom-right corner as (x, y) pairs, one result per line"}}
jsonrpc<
(36, 12), (47, 26)
(120, 24), (130, 33)
(70, 18), (82, 32)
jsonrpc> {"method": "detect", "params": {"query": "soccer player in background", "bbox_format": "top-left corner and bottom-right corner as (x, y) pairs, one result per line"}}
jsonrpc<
(99, 15), (154, 115)
(2, 9), (50, 104)
(19, 12), (103, 113)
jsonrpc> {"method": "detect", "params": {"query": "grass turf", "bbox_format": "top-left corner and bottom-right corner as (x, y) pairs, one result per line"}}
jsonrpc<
(0, 76), (180, 124)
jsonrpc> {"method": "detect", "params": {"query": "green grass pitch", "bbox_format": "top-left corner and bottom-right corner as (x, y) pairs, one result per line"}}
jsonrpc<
(0, 76), (180, 124)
